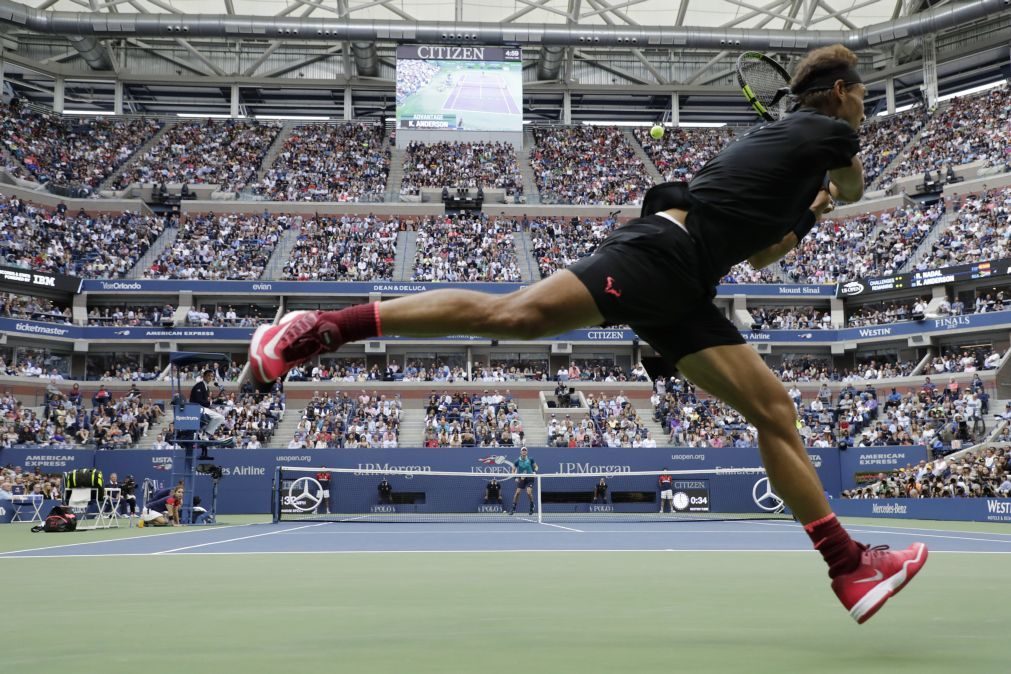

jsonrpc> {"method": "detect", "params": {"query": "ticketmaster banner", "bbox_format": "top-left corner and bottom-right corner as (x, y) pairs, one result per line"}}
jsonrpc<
(834, 498), (1011, 522)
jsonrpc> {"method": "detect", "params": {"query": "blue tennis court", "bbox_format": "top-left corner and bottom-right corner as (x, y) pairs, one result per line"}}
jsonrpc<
(4, 518), (1011, 558)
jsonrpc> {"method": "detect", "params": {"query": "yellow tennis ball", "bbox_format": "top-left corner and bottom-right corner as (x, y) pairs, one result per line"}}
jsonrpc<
(649, 125), (664, 140)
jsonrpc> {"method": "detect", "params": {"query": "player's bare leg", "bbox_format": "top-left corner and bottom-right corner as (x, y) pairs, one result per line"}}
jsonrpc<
(676, 344), (927, 623)
(250, 270), (604, 384)
(379, 269), (603, 339)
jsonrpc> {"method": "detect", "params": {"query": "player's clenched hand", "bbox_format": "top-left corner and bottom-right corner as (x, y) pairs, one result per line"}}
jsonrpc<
(809, 188), (835, 219)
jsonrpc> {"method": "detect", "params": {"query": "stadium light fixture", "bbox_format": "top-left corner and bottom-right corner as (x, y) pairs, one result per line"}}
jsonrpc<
(177, 113), (244, 119)
(63, 109), (115, 115)
(256, 115), (331, 121)
(678, 122), (728, 128)
(936, 79), (1007, 103)
(877, 104), (916, 117)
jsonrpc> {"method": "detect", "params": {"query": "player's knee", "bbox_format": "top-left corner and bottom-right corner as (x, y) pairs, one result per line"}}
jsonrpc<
(748, 391), (797, 434)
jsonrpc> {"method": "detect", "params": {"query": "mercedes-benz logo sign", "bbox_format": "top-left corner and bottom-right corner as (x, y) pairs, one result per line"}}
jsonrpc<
(287, 476), (324, 513)
(752, 477), (785, 513)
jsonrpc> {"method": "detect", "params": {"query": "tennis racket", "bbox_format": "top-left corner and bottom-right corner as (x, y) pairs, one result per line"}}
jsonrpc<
(735, 51), (793, 121)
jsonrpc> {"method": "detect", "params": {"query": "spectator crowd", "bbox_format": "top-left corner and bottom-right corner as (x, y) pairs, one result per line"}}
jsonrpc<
(254, 124), (389, 202)
(283, 215), (399, 281)
(401, 141), (523, 196)
(412, 214), (521, 282)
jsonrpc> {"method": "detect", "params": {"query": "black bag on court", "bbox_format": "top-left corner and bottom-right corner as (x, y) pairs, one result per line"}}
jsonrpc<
(64, 468), (105, 501)
(31, 505), (78, 533)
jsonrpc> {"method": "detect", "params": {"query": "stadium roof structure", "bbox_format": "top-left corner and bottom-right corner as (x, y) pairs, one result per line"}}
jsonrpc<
(0, 0), (1008, 122)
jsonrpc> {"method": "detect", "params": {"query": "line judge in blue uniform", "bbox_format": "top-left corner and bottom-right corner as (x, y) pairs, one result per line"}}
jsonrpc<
(510, 446), (538, 516)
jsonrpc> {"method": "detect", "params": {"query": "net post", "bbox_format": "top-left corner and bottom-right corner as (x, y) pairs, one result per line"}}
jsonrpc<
(272, 466), (280, 523)
(536, 474), (543, 524)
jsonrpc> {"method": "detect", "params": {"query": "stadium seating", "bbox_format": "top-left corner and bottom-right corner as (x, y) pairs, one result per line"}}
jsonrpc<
(401, 141), (523, 196)
(283, 215), (399, 281)
(411, 214), (522, 282)
(143, 212), (284, 280)
(113, 119), (281, 192)
(0, 195), (169, 277)
(530, 126), (652, 205)
(0, 101), (160, 189)
(253, 123), (390, 202)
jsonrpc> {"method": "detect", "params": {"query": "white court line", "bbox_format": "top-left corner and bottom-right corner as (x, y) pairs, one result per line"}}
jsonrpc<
(274, 529), (798, 535)
(0, 523), (249, 557)
(151, 522), (328, 555)
(3, 548), (1011, 560)
(751, 520), (1011, 537)
(748, 520), (1011, 545)
(518, 518), (583, 533)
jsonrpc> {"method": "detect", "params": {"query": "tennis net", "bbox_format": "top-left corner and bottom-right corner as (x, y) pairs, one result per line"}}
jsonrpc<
(273, 466), (791, 523)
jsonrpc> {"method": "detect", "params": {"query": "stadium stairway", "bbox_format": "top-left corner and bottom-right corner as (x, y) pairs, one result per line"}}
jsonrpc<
(386, 143), (406, 202)
(394, 230), (419, 281)
(398, 406), (427, 447)
(630, 402), (670, 447)
(97, 121), (176, 193)
(514, 230), (540, 282)
(517, 407), (548, 447)
(519, 127), (541, 201)
(272, 410), (305, 447)
(623, 128), (664, 185)
(260, 227), (301, 280)
(126, 225), (180, 279)
(136, 416), (169, 449)
(895, 206), (959, 274)
(254, 121), (297, 182)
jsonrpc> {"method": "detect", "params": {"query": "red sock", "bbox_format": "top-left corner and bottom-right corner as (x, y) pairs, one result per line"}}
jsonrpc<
(319, 303), (382, 348)
(804, 513), (862, 578)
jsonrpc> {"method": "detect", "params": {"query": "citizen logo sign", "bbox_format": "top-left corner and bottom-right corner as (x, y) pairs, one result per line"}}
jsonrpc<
(934, 316), (972, 330)
(416, 46), (486, 60)
(840, 281), (865, 296)
(585, 330), (627, 340)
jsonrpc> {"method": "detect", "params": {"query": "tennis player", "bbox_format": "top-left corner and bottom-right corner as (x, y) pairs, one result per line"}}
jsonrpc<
(658, 469), (674, 513)
(509, 447), (537, 516)
(250, 44), (926, 623)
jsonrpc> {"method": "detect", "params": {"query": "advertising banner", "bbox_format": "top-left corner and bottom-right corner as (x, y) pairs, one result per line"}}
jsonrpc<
(838, 446), (928, 490)
(834, 498), (1011, 522)
(838, 258), (1011, 298)
(0, 265), (82, 294)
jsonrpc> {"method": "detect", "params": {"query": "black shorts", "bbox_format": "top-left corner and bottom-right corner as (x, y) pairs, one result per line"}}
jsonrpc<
(567, 214), (745, 364)
(516, 477), (534, 489)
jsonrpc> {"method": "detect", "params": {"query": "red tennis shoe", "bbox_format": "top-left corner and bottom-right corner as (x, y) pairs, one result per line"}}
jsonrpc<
(831, 542), (928, 624)
(249, 310), (343, 384)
